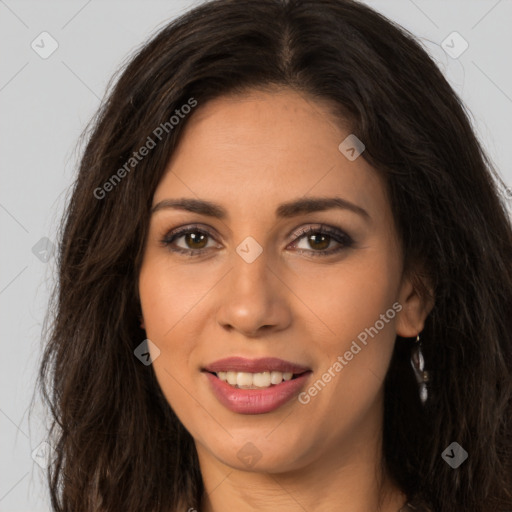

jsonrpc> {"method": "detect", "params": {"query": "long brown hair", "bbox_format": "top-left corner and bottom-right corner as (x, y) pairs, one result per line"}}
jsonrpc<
(35, 0), (512, 510)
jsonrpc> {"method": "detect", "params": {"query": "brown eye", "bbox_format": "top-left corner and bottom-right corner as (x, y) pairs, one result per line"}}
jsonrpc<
(305, 232), (331, 251)
(161, 223), (353, 258)
(182, 231), (209, 250)
(161, 225), (218, 256)
(290, 225), (354, 257)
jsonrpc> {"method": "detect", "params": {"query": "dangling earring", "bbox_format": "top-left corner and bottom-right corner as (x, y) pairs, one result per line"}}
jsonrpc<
(410, 334), (429, 404)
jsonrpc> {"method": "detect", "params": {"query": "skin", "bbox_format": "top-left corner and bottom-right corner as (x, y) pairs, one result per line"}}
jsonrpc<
(138, 87), (433, 512)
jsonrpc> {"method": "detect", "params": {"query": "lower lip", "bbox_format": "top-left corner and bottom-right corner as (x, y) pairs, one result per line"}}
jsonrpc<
(203, 371), (312, 414)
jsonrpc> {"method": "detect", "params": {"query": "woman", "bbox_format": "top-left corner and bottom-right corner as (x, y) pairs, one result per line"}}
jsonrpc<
(36, 0), (512, 511)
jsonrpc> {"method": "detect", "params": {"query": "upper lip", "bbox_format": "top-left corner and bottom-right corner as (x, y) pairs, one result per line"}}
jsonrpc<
(203, 357), (311, 374)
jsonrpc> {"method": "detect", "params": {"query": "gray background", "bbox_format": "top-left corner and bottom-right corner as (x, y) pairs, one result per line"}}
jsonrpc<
(1, 1), (511, 510)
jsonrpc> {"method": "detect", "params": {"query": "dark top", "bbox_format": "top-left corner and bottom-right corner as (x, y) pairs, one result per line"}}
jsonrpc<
(400, 502), (432, 512)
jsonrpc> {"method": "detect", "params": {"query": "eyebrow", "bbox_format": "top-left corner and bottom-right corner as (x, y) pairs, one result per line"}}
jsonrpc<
(151, 196), (370, 220)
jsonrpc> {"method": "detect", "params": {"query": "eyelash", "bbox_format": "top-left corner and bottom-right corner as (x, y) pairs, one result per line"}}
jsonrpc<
(160, 223), (354, 258)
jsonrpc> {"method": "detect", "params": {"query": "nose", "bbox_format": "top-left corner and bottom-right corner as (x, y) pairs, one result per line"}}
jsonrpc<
(215, 252), (292, 338)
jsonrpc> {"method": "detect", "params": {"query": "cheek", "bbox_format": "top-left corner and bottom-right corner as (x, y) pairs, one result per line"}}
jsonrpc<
(139, 261), (205, 435)
(137, 252), (225, 411)
(138, 257), (198, 383)
(296, 248), (401, 415)
(138, 252), (212, 339)
(289, 248), (401, 346)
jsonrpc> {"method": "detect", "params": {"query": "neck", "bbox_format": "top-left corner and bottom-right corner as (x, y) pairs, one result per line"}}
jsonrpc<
(199, 460), (406, 512)
(196, 397), (407, 512)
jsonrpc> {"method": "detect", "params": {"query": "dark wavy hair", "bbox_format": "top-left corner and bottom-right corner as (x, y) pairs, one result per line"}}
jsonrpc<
(34, 0), (512, 510)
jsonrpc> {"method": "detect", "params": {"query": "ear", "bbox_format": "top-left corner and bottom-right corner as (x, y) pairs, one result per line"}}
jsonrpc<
(395, 271), (434, 338)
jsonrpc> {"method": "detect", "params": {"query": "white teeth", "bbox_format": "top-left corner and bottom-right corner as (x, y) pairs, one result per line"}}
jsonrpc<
(270, 371), (283, 385)
(215, 370), (296, 388)
(226, 371), (237, 385)
(252, 371), (271, 387)
(236, 372), (253, 387)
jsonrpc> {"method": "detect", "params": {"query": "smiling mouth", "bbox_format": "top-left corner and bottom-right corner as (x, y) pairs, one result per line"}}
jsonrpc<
(205, 370), (306, 389)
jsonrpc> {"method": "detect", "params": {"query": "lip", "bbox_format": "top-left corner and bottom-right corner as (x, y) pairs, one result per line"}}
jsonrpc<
(203, 371), (312, 414)
(202, 356), (311, 374)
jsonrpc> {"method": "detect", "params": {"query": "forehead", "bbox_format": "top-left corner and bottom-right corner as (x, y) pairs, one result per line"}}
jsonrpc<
(153, 88), (386, 221)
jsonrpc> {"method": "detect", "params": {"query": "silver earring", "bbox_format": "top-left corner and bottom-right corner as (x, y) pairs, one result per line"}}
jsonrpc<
(410, 334), (429, 404)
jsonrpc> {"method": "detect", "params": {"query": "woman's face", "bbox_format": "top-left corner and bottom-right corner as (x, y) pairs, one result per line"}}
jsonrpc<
(138, 87), (429, 475)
